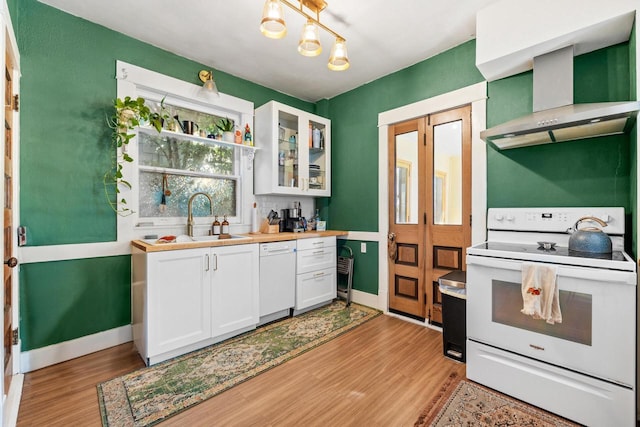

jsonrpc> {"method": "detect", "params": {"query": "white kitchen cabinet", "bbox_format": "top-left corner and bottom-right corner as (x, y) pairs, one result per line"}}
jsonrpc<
(132, 243), (259, 365)
(141, 247), (212, 362)
(211, 244), (260, 337)
(294, 236), (337, 314)
(254, 100), (331, 196)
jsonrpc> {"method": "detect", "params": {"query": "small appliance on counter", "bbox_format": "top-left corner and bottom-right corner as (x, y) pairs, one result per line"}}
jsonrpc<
(281, 201), (306, 232)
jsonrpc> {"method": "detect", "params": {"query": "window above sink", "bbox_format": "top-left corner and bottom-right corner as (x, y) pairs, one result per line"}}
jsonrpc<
(114, 61), (255, 244)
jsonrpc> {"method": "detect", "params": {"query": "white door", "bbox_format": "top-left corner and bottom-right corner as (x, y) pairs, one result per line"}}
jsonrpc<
(211, 244), (259, 336)
(1, 7), (20, 427)
(147, 248), (212, 357)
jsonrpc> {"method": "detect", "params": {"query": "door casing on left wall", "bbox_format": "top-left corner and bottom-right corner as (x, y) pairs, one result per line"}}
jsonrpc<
(1, 1), (22, 425)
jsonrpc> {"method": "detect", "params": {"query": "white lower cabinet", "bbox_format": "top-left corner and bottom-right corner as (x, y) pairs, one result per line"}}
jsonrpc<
(132, 244), (259, 366)
(211, 244), (260, 337)
(294, 236), (337, 314)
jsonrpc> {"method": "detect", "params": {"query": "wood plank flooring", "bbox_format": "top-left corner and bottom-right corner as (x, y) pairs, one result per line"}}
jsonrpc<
(17, 314), (466, 426)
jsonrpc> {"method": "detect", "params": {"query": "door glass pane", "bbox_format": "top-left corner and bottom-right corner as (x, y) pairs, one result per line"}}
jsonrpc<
(433, 120), (462, 225)
(278, 110), (299, 188)
(395, 131), (418, 224)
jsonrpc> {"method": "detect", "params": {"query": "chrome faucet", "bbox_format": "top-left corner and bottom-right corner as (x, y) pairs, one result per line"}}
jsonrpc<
(187, 192), (213, 237)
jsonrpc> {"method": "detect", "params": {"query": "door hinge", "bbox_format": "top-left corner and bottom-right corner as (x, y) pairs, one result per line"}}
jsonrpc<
(470, 214), (472, 226)
(13, 94), (18, 112)
(423, 212), (427, 224)
(423, 133), (426, 146)
(12, 328), (18, 345)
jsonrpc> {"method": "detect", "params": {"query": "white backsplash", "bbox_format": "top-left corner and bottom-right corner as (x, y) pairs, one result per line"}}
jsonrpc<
(134, 195), (318, 239)
(254, 195), (316, 221)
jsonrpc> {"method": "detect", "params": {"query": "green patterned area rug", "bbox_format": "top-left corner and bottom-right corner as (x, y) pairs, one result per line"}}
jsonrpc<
(98, 301), (379, 426)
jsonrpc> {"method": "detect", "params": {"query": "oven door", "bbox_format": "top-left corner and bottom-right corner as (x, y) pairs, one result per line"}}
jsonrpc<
(467, 254), (636, 387)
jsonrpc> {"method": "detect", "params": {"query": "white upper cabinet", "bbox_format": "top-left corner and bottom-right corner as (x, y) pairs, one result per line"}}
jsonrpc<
(254, 101), (331, 197)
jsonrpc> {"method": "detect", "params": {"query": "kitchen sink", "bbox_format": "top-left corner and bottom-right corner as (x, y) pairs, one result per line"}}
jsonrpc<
(142, 234), (251, 245)
(191, 234), (251, 241)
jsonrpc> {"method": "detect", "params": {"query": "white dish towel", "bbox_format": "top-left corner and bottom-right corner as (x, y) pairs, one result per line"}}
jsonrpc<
(521, 262), (562, 324)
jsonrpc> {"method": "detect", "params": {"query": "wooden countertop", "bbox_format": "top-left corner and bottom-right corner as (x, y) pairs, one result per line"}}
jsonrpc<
(131, 230), (348, 252)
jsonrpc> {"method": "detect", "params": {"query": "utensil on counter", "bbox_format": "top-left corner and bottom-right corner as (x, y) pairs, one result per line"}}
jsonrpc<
(568, 216), (612, 253)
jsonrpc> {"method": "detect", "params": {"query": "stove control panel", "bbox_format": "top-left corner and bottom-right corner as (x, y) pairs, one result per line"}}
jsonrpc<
(488, 207), (625, 234)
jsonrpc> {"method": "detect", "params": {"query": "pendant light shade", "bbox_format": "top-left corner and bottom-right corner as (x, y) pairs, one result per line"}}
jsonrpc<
(259, 0), (350, 71)
(198, 70), (220, 98)
(260, 0), (287, 39)
(328, 38), (350, 71)
(298, 20), (322, 56)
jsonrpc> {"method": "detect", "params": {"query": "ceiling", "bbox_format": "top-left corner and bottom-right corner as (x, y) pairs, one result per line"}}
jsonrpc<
(38, 0), (503, 102)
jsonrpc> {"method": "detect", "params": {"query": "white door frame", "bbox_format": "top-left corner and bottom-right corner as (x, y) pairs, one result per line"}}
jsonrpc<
(377, 82), (487, 320)
(2, 1), (22, 426)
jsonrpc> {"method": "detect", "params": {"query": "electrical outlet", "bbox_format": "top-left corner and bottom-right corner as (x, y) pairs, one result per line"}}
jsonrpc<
(360, 242), (367, 253)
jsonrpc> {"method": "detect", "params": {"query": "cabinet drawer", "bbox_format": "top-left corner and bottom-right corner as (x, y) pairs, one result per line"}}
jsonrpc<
(297, 245), (336, 274)
(297, 236), (336, 252)
(295, 267), (337, 310)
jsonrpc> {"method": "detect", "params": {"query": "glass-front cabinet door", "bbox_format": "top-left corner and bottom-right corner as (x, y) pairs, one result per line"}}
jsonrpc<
(254, 101), (331, 196)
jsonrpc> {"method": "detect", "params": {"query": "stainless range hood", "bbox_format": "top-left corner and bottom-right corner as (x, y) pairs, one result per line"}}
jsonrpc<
(481, 46), (639, 150)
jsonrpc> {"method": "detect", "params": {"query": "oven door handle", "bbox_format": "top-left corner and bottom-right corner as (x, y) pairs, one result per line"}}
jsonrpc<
(467, 256), (637, 285)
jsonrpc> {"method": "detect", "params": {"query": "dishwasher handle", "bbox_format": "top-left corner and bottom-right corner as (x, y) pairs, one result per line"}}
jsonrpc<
(263, 248), (294, 255)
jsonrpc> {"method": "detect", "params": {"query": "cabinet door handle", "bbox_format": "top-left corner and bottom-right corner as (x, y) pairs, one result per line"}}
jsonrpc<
(312, 250), (325, 255)
(312, 241), (324, 246)
(313, 272), (325, 279)
(205, 254), (210, 271)
(213, 254), (218, 271)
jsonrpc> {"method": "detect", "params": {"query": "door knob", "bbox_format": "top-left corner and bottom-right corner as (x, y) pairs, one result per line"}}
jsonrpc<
(4, 257), (17, 268)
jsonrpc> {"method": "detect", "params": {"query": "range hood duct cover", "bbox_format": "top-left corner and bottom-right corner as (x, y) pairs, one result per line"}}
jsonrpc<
(481, 46), (639, 150)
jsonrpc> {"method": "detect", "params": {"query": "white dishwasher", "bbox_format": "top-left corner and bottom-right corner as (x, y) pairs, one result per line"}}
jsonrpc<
(259, 240), (297, 325)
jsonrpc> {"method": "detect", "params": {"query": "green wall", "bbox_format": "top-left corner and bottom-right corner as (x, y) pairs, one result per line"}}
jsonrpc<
(20, 256), (130, 350)
(13, 0), (314, 351)
(337, 240), (378, 295)
(17, 0), (313, 247)
(326, 40), (485, 232)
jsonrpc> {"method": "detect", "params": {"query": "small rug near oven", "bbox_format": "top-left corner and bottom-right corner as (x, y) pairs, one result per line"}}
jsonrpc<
(414, 373), (581, 427)
(97, 301), (379, 427)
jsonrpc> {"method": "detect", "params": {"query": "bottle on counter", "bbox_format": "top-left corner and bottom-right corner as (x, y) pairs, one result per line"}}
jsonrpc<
(221, 215), (230, 235)
(212, 216), (221, 235)
(313, 208), (320, 230)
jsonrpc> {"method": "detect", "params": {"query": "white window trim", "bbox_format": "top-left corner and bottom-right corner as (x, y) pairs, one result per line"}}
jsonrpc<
(116, 61), (255, 243)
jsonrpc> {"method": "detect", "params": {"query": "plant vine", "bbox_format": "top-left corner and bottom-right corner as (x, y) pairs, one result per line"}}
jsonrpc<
(104, 96), (167, 216)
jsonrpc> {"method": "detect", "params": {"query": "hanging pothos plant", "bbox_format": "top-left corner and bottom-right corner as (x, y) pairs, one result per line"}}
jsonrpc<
(104, 96), (167, 216)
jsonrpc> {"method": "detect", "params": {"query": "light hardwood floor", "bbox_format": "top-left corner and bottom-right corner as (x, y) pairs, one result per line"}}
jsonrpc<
(17, 314), (466, 426)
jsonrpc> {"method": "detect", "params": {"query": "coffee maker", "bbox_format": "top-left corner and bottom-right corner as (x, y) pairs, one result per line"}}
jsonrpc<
(281, 202), (305, 232)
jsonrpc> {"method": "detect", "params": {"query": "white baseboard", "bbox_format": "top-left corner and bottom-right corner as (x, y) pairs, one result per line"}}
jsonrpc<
(20, 325), (132, 373)
(351, 289), (382, 310)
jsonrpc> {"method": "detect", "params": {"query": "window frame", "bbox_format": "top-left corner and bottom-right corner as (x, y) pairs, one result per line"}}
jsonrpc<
(115, 60), (255, 242)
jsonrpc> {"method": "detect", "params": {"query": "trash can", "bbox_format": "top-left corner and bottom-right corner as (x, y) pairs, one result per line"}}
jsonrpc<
(438, 270), (466, 363)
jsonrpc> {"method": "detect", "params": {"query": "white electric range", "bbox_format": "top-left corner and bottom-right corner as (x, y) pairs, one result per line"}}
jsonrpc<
(466, 207), (636, 426)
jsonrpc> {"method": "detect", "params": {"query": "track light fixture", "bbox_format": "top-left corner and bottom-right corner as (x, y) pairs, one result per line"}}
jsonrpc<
(260, 0), (350, 71)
